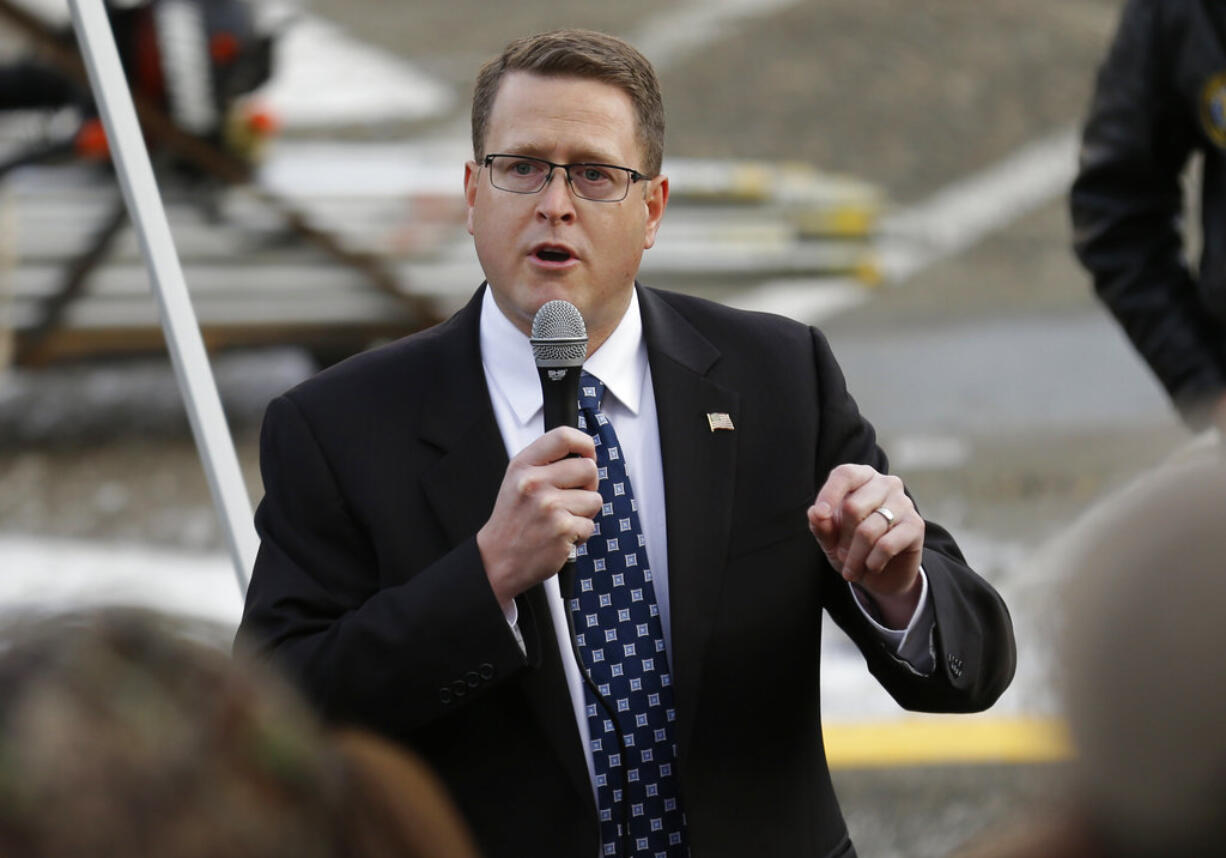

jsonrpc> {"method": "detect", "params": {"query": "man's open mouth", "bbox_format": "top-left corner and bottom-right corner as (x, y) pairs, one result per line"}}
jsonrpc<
(534, 246), (574, 262)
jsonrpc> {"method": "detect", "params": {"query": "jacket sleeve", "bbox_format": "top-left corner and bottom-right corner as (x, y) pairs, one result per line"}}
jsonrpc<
(810, 327), (1017, 713)
(236, 393), (532, 737)
(1069, 0), (1226, 427)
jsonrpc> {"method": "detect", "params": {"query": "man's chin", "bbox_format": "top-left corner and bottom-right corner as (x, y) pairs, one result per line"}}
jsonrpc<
(526, 285), (586, 315)
(488, 283), (586, 333)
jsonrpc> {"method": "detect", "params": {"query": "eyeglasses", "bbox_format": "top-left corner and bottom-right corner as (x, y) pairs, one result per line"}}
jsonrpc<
(482, 154), (647, 202)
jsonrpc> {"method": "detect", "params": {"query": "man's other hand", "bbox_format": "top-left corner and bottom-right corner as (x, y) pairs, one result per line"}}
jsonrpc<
(808, 463), (923, 628)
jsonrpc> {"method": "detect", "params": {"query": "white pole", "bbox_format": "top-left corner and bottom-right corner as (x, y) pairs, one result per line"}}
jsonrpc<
(66, 0), (257, 596)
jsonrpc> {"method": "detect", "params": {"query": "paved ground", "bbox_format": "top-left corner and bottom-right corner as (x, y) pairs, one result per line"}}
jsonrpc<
(2, 1), (1203, 855)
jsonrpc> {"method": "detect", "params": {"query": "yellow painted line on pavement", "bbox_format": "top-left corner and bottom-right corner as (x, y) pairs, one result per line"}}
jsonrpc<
(823, 717), (1072, 769)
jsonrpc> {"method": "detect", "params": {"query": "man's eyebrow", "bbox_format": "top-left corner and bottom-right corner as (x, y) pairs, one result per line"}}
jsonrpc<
(498, 143), (626, 165)
(495, 144), (547, 157)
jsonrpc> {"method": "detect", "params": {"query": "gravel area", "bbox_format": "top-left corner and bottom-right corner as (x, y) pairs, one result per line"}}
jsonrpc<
(307, 0), (682, 84)
(302, 0), (686, 138)
(294, 0), (1121, 205)
(837, 198), (1097, 331)
(834, 763), (1073, 858)
(661, 0), (1119, 202)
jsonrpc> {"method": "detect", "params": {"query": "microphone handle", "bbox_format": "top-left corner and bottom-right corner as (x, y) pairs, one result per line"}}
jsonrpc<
(558, 560), (576, 608)
(537, 364), (581, 601)
(538, 365), (581, 434)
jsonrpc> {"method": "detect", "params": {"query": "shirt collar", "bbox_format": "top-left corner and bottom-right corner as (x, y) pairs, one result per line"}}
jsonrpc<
(480, 286), (647, 428)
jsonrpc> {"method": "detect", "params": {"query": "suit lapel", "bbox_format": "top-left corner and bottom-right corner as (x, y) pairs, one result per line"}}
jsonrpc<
(416, 286), (594, 815)
(639, 287), (739, 758)
(417, 288), (507, 542)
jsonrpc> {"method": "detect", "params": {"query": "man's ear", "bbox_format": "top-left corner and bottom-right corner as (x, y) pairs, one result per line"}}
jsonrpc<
(464, 161), (479, 236)
(642, 175), (669, 250)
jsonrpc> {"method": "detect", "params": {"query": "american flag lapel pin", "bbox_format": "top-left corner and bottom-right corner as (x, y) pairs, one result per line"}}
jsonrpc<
(706, 412), (735, 432)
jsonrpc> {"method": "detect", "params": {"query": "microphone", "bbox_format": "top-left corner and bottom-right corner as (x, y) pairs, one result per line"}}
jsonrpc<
(530, 300), (588, 599)
(532, 301), (631, 858)
(530, 300), (588, 433)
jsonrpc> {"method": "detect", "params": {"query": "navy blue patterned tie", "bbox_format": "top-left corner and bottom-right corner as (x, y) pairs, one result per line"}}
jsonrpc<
(570, 372), (688, 857)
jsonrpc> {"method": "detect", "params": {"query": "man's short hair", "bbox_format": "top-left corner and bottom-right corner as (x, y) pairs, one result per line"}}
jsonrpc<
(471, 29), (665, 177)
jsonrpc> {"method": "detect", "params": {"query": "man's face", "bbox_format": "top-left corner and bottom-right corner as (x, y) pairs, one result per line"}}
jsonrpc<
(464, 72), (668, 352)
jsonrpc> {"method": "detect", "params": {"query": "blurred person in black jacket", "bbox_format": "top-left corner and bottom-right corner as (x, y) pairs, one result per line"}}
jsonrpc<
(1070, 0), (1226, 437)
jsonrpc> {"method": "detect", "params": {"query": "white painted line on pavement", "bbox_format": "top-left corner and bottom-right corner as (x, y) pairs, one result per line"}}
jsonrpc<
(722, 278), (866, 322)
(878, 126), (1079, 283)
(631, 0), (808, 72)
(727, 126), (1079, 323)
(889, 435), (972, 471)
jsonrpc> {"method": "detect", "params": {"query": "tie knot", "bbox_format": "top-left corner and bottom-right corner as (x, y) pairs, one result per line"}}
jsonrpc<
(578, 371), (605, 412)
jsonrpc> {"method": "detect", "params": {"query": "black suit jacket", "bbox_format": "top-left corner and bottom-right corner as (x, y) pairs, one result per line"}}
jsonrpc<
(238, 285), (1016, 858)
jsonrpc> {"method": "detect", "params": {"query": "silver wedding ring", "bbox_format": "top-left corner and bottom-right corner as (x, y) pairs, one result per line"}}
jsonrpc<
(872, 506), (896, 527)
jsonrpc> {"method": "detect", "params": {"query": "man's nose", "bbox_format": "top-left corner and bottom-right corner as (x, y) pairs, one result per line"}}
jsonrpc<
(535, 169), (576, 222)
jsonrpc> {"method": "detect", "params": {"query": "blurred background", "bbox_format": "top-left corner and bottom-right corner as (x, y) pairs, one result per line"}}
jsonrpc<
(0, 1), (1195, 855)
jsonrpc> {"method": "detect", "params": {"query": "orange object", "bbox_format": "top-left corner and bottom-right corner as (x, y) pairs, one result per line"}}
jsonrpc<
(74, 117), (110, 160)
(245, 106), (280, 137)
(210, 32), (240, 65)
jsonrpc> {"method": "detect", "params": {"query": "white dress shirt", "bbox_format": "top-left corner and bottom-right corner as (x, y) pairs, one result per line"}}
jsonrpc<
(477, 287), (934, 793)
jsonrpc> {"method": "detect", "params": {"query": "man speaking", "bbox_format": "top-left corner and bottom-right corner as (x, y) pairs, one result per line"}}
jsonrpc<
(238, 29), (1015, 858)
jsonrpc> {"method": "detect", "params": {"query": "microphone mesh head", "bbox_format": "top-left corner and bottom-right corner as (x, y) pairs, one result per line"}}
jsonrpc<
(530, 300), (588, 367)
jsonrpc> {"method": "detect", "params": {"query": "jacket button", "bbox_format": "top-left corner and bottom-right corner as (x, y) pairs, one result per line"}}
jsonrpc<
(479, 663), (495, 680)
(451, 679), (468, 697)
(465, 671), (480, 688)
(947, 654), (964, 678)
(439, 687), (452, 705)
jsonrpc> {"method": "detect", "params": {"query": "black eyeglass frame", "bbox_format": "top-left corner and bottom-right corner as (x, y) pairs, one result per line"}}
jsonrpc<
(482, 153), (649, 202)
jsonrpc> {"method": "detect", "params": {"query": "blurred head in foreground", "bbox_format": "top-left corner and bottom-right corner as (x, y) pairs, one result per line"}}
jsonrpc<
(957, 459), (1226, 858)
(1060, 458), (1226, 857)
(0, 609), (478, 858)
